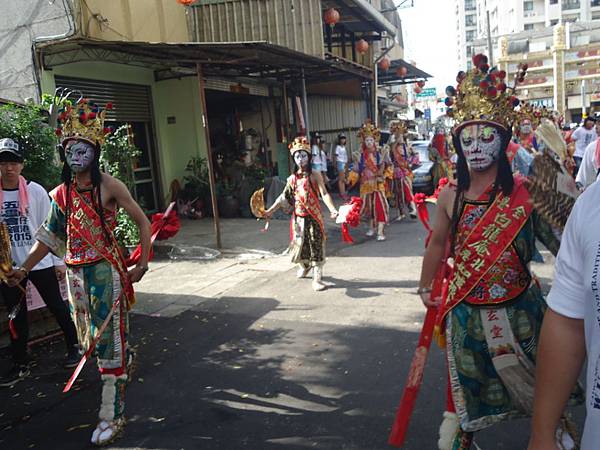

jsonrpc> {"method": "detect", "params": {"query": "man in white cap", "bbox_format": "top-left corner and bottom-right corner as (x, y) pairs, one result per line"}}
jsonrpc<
(0, 137), (79, 387)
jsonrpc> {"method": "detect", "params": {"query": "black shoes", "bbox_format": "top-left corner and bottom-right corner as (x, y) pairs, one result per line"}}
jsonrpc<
(63, 347), (81, 369)
(0, 363), (30, 387)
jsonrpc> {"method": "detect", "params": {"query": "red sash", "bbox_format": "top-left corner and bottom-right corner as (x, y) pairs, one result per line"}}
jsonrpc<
(52, 184), (135, 309)
(437, 178), (532, 325)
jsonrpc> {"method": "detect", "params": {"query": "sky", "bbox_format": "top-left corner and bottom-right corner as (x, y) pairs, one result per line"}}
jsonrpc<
(396, 0), (460, 102)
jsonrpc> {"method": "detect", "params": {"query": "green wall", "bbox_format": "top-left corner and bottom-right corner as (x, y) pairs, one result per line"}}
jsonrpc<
(41, 62), (207, 207)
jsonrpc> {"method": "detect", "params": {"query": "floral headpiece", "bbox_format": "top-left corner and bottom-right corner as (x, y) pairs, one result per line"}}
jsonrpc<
(289, 136), (310, 156)
(358, 119), (381, 142)
(55, 98), (113, 146)
(445, 54), (527, 132)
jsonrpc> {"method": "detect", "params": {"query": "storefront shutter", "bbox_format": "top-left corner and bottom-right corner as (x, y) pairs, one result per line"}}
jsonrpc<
(54, 76), (152, 122)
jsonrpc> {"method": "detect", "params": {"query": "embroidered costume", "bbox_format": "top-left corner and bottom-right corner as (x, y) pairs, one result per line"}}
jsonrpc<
(36, 99), (135, 446)
(389, 121), (416, 220)
(270, 137), (338, 291)
(348, 121), (390, 240)
(401, 54), (582, 450)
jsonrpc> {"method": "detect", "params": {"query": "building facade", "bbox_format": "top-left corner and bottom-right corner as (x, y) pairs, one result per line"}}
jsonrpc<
(455, 0), (479, 70)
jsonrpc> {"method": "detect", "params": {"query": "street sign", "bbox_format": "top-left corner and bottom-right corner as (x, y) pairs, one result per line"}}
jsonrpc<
(416, 87), (437, 99)
(424, 108), (431, 120)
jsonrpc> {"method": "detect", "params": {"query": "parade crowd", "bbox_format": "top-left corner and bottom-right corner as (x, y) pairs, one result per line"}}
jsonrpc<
(1, 52), (600, 449)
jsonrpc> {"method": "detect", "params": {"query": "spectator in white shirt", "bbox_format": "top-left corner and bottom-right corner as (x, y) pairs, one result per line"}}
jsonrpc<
(576, 125), (600, 190)
(334, 134), (348, 199)
(570, 117), (597, 177)
(528, 181), (600, 450)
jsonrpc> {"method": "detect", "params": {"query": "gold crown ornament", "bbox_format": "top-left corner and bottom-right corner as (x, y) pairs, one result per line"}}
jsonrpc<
(444, 54), (527, 133)
(358, 119), (381, 142)
(55, 98), (113, 146)
(390, 120), (408, 136)
(289, 136), (311, 155)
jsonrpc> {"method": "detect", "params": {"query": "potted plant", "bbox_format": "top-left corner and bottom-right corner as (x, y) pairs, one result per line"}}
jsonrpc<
(181, 157), (211, 217)
(217, 180), (240, 218)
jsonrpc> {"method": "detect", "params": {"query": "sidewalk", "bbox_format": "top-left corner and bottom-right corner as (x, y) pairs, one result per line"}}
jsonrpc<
(136, 206), (370, 318)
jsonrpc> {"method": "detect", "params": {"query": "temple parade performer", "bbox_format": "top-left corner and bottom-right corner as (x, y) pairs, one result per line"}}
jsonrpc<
(390, 121), (417, 220)
(348, 120), (390, 241)
(7, 98), (151, 447)
(416, 54), (582, 450)
(264, 137), (338, 291)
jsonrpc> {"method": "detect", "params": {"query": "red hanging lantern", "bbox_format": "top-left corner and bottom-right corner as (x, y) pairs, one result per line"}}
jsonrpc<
(378, 57), (391, 72)
(355, 39), (369, 55)
(324, 8), (340, 28)
(177, 0), (195, 4)
(417, 80), (426, 88)
(414, 86), (423, 94)
(396, 66), (408, 77)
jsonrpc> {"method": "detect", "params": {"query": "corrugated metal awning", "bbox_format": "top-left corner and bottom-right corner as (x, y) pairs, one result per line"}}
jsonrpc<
(321, 0), (397, 37)
(377, 59), (432, 86)
(36, 38), (372, 83)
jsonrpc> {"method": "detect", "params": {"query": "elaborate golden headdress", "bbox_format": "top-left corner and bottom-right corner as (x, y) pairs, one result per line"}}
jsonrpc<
(358, 119), (381, 142)
(56, 98), (112, 146)
(390, 120), (408, 136)
(445, 54), (527, 132)
(289, 136), (311, 155)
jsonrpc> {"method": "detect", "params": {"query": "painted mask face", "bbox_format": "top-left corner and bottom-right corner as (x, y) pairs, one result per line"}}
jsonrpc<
(459, 124), (502, 172)
(520, 120), (532, 135)
(65, 140), (95, 173)
(364, 136), (376, 150)
(293, 150), (309, 168)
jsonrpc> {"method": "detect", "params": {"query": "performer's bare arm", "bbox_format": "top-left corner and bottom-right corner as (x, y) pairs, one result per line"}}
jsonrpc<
(104, 175), (152, 283)
(418, 186), (454, 307)
(528, 309), (585, 450)
(6, 241), (51, 286)
(314, 173), (338, 219)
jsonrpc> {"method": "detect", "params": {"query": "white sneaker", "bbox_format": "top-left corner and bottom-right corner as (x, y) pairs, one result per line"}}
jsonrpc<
(365, 229), (375, 237)
(376, 234), (386, 241)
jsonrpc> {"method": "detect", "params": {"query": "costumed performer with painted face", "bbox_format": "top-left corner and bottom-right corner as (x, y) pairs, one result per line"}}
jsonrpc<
(347, 120), (390, 241)
(264, 137), (338, 292)
(7, 99), (151, 447)
(415, 55), (582, 450)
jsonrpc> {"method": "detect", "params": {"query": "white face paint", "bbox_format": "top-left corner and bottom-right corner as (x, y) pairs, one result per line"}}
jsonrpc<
(293, 150), (309, 169)
(364, 136), (376, 150)
(459, 124), (502, 172)
(65, 140), (96, 173)
(520, 120), (532, 135)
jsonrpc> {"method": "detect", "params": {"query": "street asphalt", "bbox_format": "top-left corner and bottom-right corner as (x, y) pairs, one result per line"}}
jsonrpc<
(0, 206), (584, 450)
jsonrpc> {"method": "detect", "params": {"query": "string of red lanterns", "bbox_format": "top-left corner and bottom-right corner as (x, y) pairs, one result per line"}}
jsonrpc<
(324, 8), (340, 28)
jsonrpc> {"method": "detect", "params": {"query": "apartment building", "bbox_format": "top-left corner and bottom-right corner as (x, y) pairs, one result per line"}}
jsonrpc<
(455, 0), (479, 70)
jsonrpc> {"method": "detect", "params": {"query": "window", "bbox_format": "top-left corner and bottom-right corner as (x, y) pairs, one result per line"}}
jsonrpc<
(551, 19), (559, 25)
(524, 1), (534, 11)
(465, 0), (476, 11)
(465, 14), (476, 27)
(562, 0), (580, 9)
(466, 45), (473, 56)
(524, 23), (534, 30)
(550, 0), (558, 3)
(592, 0), (600, 6)
(466, 30), (476, 41)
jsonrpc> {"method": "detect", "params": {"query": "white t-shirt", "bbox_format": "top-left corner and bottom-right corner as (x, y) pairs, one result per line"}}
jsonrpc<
(576, 139), (600, 190)
(1, 181), (58, 271)
(571, 126), (598, 158)
(311, 144), (323, 171)
(547, 181), (600, 450)
(335, 145), (348, 163)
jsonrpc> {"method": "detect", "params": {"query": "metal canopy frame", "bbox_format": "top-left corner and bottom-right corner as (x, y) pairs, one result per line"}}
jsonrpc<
(321, 0), (396, 36)
(36, 38), (373, 83)
(377, 59), (432, 86)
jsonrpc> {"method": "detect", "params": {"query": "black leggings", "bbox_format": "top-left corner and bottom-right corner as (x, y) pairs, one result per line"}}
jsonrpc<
(1, 267), (78, 364)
